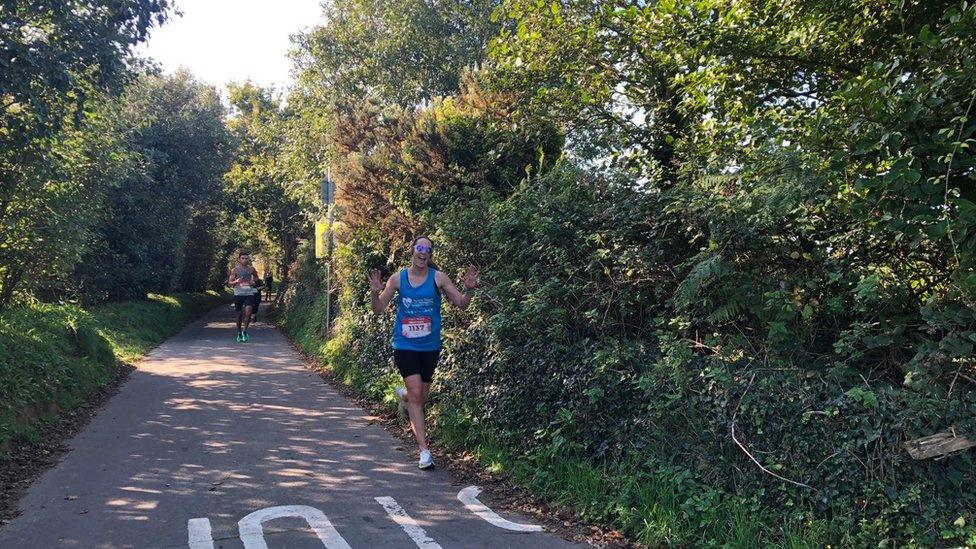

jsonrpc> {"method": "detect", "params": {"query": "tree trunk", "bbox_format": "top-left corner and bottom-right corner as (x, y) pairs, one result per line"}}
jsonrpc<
(0, 265), (25, 311)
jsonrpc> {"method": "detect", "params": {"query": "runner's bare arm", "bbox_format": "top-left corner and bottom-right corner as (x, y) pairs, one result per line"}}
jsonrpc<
(370, 269), (398, 313)
(436, 269), (477, 310)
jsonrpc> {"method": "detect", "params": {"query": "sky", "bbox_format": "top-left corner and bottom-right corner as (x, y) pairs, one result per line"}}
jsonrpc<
(138, 0), (324, 95)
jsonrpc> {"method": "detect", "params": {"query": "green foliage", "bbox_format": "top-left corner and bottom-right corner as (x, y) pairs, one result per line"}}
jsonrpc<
(223, 82), (316, 280)
(0, 2), (230, 307)
(273, 0), (976, 545)
(0, 292), (223, 449)
(282, 50), (975, 549)
(0, 0), (170, 140)
(285, 163), (976, 545)
(76, 71), (234, 301)
(292, 0), (500, 106)
(0, 95), (135, 306)
(493, 0), (976, 385)
(0, 0), (172, 307)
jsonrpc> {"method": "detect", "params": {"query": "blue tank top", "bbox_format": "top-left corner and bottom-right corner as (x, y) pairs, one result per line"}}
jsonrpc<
(392, 268), (442, 351)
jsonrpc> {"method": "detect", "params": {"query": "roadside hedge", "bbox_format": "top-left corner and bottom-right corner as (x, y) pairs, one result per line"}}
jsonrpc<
(278, 65), (976, 544)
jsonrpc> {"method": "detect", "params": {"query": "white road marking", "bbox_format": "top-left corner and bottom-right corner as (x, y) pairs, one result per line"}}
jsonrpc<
(374, 496), (443, 549)
(457, 486), (544, 532)
(187, 517), (215, 549)
(237, 505), (352, 549)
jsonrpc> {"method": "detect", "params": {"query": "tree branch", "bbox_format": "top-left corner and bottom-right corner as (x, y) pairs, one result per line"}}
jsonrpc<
(731, 372), (813, 489)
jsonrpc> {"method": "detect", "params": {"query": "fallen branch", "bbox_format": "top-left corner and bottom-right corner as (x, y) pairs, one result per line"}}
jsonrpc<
(903, 431), (975, 460)
(731, 373), (813, 489)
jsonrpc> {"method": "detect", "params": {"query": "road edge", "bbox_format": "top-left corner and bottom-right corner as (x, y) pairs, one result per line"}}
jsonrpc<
(273, 315), (637, 549)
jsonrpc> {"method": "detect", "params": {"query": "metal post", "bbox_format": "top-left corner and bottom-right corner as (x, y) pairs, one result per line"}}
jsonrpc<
(325, 202), (333, 338)
(324, 168), (335, 338)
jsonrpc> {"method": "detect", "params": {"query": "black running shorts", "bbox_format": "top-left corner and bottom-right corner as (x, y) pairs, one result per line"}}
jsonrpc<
(393, 349), (440, 383)
(234, 294), (257, 312)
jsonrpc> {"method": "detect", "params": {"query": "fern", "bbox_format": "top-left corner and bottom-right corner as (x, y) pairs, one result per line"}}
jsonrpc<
(707, 294), (749, 324)
(672, 254), (726, 311)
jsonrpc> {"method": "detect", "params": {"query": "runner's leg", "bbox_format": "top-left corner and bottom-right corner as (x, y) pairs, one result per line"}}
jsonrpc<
(235, 297), (244, 332)
(234, 297), (245, 341)
(420, 351), (438, 403)
(243, 303), (253, 331)
(404, 374), (428, 451)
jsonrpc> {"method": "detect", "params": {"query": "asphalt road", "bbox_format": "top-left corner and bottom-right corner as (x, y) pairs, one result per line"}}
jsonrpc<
(0, 304), (582, 548)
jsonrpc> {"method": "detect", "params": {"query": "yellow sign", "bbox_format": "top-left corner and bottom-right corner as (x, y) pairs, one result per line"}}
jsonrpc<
(315, 220), (328, 258)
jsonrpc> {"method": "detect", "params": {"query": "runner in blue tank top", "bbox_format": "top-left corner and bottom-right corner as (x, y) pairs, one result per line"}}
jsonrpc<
(368, 236), (479, 469)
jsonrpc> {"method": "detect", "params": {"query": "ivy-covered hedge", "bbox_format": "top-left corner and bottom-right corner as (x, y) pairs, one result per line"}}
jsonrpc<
(283, 182), (974, 545)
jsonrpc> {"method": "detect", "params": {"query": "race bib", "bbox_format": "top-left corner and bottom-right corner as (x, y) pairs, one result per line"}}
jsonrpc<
(401, 316), (432, 338)
(234, 284), (252, 296)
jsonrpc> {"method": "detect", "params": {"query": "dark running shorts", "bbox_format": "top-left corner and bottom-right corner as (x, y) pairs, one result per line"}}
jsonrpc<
(393, 349), (440, 383)
(234, 294), (257, 312)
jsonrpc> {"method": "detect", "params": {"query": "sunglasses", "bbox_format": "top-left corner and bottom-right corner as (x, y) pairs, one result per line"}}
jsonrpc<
(414, 245), (433, 254)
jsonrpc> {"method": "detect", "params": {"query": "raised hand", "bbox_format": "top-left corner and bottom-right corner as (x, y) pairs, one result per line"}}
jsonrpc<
(368, 269), (385, 292)
(461, 265), (479, 289)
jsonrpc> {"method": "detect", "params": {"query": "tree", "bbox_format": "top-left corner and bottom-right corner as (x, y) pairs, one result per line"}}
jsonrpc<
(224, 82), (315, 286)
(292, 0), (501, 108)
(284, 0), (507, 256)
(77, 71), (234, 301)
(0, 0), (171, 307)
(1, 0), (171, 146)
(491, 0), (976, 385)
(0, 95), (135, 306)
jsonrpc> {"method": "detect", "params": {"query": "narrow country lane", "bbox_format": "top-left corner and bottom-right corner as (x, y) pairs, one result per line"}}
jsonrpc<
(0, 305), (581, 549)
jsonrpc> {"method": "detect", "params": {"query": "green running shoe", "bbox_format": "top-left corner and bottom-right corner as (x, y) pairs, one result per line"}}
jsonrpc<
(236, 332), (243, 343)
(242, 331), (250, 342)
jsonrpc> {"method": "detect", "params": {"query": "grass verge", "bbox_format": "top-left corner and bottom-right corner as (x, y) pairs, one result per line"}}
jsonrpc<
(0, 292), (225, 451)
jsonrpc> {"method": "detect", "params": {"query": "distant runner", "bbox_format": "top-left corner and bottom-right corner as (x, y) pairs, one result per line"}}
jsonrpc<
(368, 236), (479, 469)
(228, 252), (258, 342)
(251, 275), (264, 323)
(265, 270), (274, 301)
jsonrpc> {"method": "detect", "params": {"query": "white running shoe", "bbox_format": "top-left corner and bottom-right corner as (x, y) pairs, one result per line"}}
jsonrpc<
(418, 449), (434, 470)
(394, 386), (409, 418)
